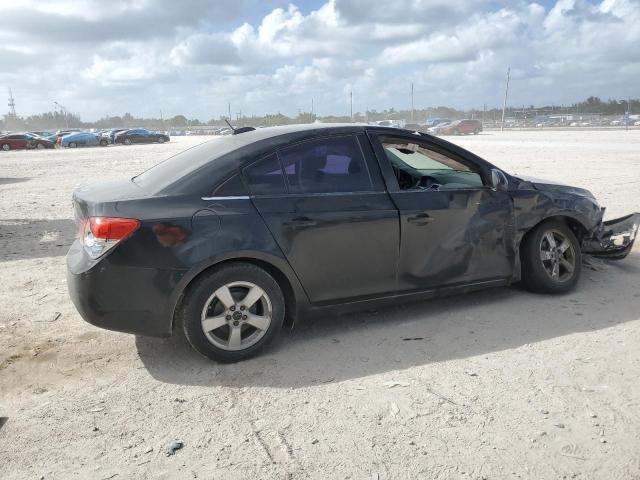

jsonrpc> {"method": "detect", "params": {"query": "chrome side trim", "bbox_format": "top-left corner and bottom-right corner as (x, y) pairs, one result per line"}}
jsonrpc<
(201, 196), (250, 201)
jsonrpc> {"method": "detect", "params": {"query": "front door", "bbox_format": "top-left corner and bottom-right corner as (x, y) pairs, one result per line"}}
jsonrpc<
(245, 134), (399, 305)
(368, 132), (515, 293)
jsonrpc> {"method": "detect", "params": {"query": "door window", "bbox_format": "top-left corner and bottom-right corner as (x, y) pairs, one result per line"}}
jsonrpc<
(243, 153), (287, 195)
(279, 136), (373, 194)
(380, 136), (484, 190)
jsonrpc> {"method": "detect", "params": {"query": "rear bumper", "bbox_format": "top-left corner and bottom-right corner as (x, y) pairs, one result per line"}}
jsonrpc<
(582, 213), (640, 260)
(66, 240), (183, 337)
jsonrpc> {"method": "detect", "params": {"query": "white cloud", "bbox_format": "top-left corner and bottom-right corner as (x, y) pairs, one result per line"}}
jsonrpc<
(0, 0), (638, 120)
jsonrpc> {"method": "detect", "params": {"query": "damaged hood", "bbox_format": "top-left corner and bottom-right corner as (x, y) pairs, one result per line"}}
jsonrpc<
(514, 174), (597, 200)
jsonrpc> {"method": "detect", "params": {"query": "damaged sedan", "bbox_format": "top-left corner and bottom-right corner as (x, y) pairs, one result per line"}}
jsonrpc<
(66, 124), (639, 362)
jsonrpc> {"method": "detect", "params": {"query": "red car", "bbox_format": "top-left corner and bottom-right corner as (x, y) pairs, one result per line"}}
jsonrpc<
(0, 133), (55, 151)
(437, 119), (482, 136)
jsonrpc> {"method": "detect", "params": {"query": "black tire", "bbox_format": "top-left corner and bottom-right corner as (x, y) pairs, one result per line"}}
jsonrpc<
(124, 138), (132, 145)
(1, 143), (10, 151)
(68, 142), (77, 148)
(36, 143), (45, 149)
(158, 137), (165, 144)
(181, 263), (285, 362)
(520, 220), (581, 294)
(100, 139), (108, 147)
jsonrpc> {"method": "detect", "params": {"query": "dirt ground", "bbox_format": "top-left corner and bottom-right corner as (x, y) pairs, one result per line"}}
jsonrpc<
(1, 130), (639, 479)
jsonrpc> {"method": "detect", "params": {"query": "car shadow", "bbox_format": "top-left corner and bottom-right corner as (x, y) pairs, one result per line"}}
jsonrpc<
(0, 218), (75, 262)
(136, 253), (640, 388)
(0, 177), (31, 185)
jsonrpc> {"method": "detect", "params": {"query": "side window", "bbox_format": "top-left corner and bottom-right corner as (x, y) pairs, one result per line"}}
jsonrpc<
(278, 136), (372, 194)
(380, 136), (484, 190)
(243, 154), (287, 195)
(213, 173), (247, 197)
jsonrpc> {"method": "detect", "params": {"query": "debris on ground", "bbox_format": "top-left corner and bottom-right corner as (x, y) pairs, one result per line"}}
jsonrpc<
(165, 440), (184, 456)
(383, 381), (409, 388)
(554, 423), (565, 429)
(464, 369), (478, 377)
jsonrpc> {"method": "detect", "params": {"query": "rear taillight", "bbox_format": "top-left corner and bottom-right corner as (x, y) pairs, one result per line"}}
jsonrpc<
(80, 216), (140, 259)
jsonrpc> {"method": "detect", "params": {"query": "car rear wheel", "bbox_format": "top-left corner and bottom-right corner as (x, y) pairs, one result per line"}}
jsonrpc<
(124, 138), (132, 145)
(68, 142), (77, 148)
(181, 263), (285, 362)
(1, 143), (10, 151)
(520, 220), (581, 293)
(158, 137), (165, 144)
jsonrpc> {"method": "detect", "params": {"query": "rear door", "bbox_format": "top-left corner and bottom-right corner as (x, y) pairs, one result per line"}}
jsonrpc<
(245, 133), (399, 305)
(368, 132), (515, 292)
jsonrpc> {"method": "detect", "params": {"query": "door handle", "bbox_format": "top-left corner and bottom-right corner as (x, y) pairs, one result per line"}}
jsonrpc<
(407, 213), (433, 225)
(285, 216), (317, 228)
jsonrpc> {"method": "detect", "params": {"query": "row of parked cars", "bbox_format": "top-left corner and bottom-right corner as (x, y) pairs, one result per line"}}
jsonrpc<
(0, 128), (170, 151)
(405, 118), (483, 135)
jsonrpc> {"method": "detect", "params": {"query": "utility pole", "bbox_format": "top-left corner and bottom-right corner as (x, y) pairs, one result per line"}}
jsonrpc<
(228, 103), (231, 121)
(350, 91), (353, 122)
(500, 67), (510, 132)
(410, 82), (414, 122)
(7, 88), (16, 117)
(311, 98), (314, 120)
(54, 101), (69, 129)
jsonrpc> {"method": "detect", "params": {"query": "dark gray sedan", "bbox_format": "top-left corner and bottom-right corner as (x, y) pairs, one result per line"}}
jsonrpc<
(66, 124), (639, 362)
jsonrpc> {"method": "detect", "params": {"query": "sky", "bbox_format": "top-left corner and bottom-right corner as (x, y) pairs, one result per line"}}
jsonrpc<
(1, 0), (638, 121)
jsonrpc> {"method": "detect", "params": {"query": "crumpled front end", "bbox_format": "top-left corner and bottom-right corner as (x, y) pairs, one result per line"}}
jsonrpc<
(582, 213), (640, 260)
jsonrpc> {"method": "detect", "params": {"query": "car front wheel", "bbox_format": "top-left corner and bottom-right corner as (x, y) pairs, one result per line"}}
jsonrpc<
(68, 142), (77, 148)
(1, 143), (10, 151)
(124, 138), (132, 145)
(181, 263), (285, 362)
(520, 220), (581, 293)
(36, 143), (45, 149)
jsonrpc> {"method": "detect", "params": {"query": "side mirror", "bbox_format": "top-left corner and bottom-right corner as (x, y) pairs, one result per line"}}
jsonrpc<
(491, 169), (509, 192)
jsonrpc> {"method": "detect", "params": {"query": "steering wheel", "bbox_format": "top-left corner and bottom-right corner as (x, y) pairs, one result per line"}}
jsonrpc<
(417, 175), (441, 189)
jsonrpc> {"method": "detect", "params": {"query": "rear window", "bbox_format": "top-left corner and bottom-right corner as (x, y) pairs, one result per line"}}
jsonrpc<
(132, 138), (242, 193)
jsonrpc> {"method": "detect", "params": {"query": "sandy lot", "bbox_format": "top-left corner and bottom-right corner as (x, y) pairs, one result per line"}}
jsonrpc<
(1, 131), (639, 479)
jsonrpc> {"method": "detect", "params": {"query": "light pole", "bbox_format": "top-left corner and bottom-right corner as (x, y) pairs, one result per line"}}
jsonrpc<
(54, 101), (69, 129)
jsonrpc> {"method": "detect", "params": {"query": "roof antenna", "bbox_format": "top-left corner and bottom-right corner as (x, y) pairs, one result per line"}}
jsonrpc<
(225, 118), (256, 135)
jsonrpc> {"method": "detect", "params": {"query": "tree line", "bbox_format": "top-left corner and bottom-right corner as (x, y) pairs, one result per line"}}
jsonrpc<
(2, 96), (637, 131)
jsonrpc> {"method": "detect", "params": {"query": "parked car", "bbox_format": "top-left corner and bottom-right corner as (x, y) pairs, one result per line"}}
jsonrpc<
(433, 119), (482, 135)
(29, 131), (54, 138)
(106, 129), (129, 143)
(114, 128), (170, 145)
(424, 117), (451, 128)
(0, 132), (55, 150)
(67, 124), (639, 362)
(59, 132), (108, 148)
(404, 123), (431, 133)
(46, 129), (83, 143)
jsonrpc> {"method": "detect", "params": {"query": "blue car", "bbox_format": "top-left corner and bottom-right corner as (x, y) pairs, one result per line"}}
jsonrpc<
(59, 132), (109, 148)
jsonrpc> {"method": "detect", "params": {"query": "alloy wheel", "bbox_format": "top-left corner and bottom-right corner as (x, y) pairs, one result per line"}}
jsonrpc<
(200, 281), (272, 351)
(1, 144), (9, 151)
(539, 229), (576, 282)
